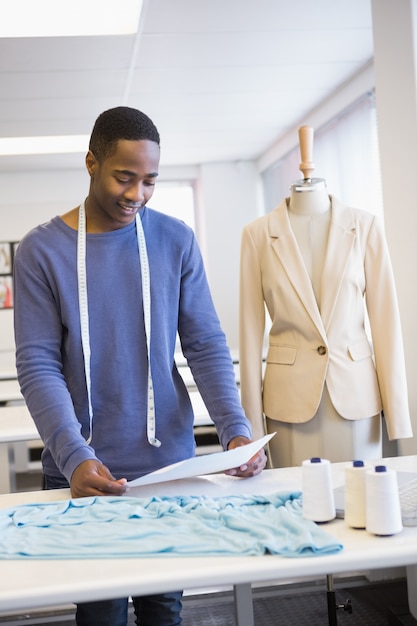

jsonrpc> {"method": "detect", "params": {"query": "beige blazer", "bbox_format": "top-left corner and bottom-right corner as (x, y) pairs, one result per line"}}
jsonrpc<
(239, 196), (413, 442)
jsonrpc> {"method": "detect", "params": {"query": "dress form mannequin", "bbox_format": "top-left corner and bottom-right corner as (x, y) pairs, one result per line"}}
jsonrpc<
(240, 122), (412, 468)
(266, 126), (382, 467)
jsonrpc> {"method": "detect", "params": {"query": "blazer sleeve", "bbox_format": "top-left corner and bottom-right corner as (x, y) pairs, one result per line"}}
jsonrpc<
(365, 215), (413, 440)
(239, 224), (267, 440)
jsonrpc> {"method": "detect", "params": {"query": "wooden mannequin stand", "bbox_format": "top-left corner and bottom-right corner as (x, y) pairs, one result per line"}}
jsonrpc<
(298, 124), (315, 181)
(289, 125), (329, 214)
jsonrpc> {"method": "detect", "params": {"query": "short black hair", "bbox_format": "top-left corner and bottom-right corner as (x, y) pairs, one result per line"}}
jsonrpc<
(89, 106), (160, 162)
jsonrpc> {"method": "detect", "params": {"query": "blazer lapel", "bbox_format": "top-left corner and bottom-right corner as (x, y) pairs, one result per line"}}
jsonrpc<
(268, 200), (327, 337)
(320, 196), (357, 329)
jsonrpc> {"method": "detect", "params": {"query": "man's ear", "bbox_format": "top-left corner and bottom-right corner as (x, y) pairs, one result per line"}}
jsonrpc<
(85, 150), (97, 178)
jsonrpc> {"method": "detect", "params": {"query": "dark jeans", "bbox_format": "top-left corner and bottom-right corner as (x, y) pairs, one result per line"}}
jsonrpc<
(44, 474), (183, 626)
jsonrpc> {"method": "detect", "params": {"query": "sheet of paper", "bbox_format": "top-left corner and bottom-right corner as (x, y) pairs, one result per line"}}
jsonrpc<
(126, 433), (274, 488)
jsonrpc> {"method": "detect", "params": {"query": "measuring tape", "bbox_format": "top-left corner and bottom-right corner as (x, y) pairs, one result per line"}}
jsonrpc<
(135, 211), (161, 447)
(77, 201), (161, 448)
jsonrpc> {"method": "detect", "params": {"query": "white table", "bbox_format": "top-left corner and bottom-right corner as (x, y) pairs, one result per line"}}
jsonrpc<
(1, 457), (417, 625)
(0, 350), (17, 381)
(0, 379), (23, 404)
(0, 405), (41, 493)
(188, 390), (213, 427)
(0, 369), (17, 381)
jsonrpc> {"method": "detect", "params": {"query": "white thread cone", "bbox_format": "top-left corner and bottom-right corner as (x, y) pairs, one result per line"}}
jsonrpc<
(302, 457), (335, 522)
(366, 465), (403, 536)
(345, 460), (368, 529)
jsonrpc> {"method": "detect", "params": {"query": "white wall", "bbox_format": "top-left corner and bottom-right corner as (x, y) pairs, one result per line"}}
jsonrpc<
(0, 169), (88, 240)
(198, 161), (262, 351)
(371, 0), (417, 455)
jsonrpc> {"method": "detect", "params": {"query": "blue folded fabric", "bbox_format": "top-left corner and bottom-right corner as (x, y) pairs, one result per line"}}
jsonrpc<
(0, 491), (343, 559)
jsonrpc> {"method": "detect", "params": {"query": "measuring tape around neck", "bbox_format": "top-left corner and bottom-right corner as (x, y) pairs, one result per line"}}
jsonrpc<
(77, 201), (161, 448)
(135, 211), (161, 447)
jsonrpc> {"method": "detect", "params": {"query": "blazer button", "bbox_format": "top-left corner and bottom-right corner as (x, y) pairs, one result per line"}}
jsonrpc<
(317, 345), (327, 355)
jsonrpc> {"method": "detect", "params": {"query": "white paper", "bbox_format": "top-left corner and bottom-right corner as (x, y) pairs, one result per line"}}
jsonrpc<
(126, 433), (274, 488)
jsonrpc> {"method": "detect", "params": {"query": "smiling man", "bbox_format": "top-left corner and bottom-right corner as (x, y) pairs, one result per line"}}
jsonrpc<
(13, 106), (266, 626)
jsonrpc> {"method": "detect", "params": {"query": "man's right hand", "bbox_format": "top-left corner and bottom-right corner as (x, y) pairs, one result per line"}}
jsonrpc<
(70, 459), (127, 498)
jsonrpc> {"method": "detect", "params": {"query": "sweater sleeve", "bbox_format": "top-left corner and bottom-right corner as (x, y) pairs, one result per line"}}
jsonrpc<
(177, 234), (252, 448)
(13, 231), (99, 481)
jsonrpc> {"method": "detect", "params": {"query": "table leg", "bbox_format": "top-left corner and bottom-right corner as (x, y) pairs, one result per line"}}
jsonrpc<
(406, 565), (417, 618)
(234, 583), (254, 626)
(326, 575), (338, 626)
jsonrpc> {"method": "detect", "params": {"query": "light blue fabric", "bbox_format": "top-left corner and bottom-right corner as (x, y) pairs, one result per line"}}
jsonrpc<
(0, 491), (342, 559)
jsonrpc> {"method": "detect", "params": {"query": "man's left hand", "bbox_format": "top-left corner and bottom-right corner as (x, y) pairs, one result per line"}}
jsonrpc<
(224, 436), (267, 477)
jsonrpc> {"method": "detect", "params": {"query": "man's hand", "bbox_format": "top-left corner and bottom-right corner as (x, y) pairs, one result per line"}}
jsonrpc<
(70, 460), (127, 498)
(224, 436), (267, 477)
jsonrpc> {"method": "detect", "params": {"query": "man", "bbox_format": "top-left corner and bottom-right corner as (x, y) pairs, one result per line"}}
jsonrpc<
(13, 106), (266, 626)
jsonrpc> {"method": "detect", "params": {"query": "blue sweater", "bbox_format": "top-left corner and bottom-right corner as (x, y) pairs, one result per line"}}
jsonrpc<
(13, 207), (251, 482)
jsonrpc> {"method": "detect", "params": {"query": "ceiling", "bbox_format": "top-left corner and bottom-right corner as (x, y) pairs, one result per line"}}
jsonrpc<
(0, 0), (374, 172)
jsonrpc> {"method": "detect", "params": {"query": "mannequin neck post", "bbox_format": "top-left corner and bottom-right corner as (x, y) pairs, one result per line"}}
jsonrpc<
(289, 178), (331, 216)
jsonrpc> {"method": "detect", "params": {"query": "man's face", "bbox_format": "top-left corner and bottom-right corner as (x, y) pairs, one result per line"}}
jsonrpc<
(85, 139), (160, 231)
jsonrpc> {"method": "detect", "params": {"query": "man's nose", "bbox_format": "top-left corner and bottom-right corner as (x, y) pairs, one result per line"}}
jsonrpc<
(124, 182), (145, 203)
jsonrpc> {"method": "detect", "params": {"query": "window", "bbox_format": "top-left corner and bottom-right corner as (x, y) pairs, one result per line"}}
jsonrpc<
(149, 182), (195, 231)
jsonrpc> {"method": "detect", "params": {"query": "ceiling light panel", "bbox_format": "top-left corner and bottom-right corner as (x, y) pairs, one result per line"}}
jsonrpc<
(0, 0), (143, 37)
(0, 136), (89, 156)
